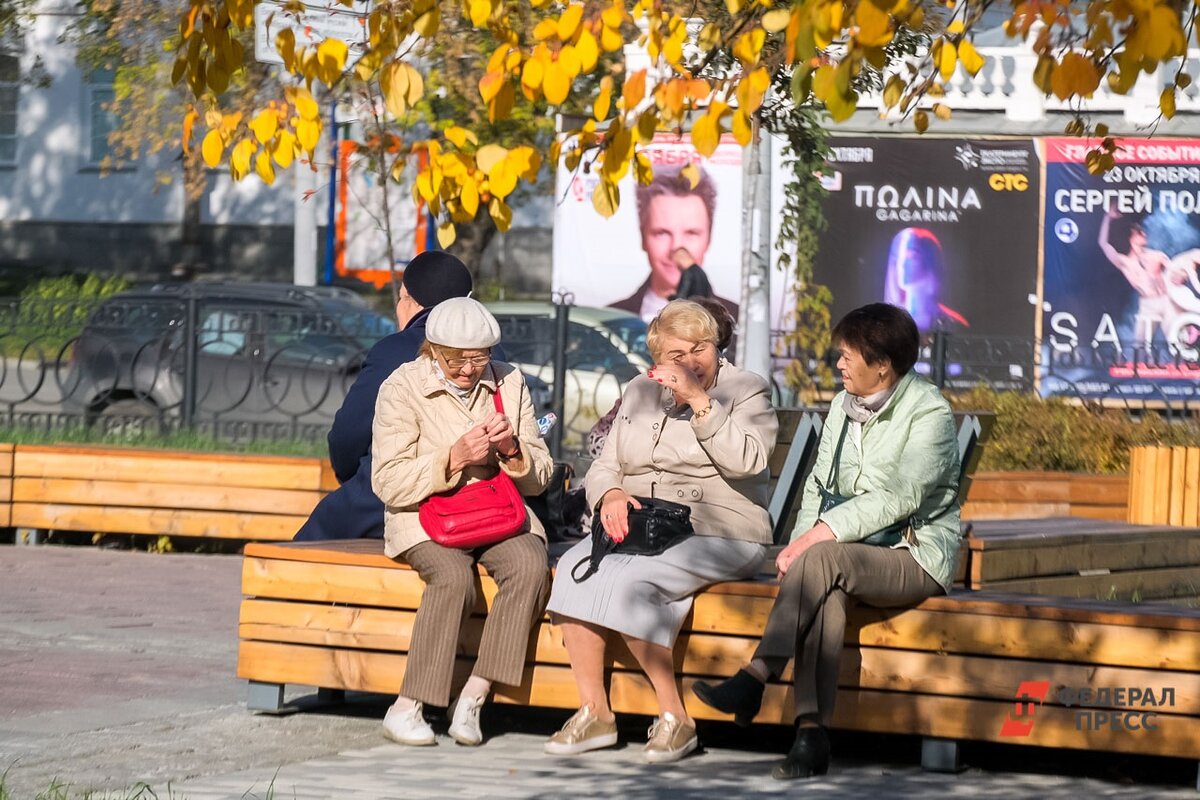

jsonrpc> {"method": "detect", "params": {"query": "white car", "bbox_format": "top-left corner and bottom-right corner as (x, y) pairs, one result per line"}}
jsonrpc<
(487, 302), (652, 454)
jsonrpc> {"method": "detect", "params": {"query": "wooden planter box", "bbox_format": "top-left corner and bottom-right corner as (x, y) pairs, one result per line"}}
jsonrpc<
(963, 471), (1129, 521)
(9, 444), (333, 541)
(1129, 446), (1200, 527)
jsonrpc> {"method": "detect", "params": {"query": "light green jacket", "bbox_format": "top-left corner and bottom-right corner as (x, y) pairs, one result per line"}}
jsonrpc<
(793, 372), (962, 590)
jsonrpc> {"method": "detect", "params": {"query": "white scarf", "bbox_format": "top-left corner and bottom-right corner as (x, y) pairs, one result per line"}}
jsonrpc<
(843, 381), (898, 424)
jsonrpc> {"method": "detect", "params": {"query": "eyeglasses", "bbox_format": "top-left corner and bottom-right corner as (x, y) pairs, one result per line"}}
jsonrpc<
(442, 354), (492, 370)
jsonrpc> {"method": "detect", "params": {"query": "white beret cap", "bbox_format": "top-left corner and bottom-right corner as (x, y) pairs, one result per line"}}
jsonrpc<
(426, 297), (501, 349)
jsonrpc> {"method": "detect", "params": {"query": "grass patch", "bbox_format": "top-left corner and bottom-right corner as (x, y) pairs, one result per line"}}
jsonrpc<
(0, 424), (326, 458)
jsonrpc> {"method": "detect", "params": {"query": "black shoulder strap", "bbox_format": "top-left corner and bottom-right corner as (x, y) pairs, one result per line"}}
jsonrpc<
(825, 416), (850, 495)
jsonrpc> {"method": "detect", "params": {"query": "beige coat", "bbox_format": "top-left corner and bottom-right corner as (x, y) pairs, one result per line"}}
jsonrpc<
(585, 362), (778, 545)
(371, 357), (555, 559)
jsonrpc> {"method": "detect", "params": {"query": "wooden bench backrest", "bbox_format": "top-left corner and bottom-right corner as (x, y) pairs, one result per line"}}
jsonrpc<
(768, 409), (995, 544)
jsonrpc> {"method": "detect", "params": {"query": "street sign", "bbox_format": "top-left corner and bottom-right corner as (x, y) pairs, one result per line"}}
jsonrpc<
(254, 1), (368, 68)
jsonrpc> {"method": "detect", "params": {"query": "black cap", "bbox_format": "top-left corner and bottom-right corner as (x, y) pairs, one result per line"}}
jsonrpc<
(401, 251), (473, 307)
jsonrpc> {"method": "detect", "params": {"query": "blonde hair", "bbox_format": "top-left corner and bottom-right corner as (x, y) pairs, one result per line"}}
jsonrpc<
(646, 299), (720, 361)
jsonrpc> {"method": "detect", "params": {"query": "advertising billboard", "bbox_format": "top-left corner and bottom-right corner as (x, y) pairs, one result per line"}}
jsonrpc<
(813, 136), (1042, 390)
(552, 134), (792, 330)
(1042, 138), (1200, 400)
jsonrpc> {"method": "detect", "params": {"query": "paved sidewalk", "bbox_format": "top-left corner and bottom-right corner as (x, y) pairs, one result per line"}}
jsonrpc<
(1, 545), (1196, 799)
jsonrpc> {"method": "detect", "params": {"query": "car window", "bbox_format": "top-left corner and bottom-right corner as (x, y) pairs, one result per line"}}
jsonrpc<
(601, 317), (652, 364)
(198, 309), (249, 355)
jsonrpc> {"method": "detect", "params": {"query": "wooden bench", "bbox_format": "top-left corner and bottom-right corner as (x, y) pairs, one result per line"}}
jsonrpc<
(238, 540), (1200, 772)
(965, 517), (1200, 603)
(10, 444), (334, 542)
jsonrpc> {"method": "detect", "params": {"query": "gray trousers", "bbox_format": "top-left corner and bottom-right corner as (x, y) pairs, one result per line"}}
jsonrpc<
(400, 533), (549, 707)
(754, 541), (942, 726)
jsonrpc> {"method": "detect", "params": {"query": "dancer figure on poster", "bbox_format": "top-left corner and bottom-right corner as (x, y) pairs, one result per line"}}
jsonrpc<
(609, 165), (739, 323)
(1099, 206), (1172, 348)
(1166, 249), (1200, 314)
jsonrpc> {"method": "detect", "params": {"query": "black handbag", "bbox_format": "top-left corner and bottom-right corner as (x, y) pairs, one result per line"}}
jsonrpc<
(570, 496), (694, 582)
(815, 416), (954, 546)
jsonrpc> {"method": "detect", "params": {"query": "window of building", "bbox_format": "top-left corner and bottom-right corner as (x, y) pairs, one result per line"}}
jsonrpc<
(0, 53), (17, 165)
(86, 68), (117, 165)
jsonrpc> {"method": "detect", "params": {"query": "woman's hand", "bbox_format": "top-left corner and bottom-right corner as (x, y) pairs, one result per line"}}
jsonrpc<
(482, 410), (518, 458)
(647, 363), (708, 409)
(449, 424), (492, 474)
(598, 488), (643, 543)
(776, 522), (837, 579)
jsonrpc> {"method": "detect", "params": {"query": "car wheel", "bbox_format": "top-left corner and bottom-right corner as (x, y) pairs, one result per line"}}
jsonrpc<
(96, 399), (165, 438)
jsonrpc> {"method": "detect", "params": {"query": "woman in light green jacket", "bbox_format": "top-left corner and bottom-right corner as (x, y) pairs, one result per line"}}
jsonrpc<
(692, 303), (962, 780)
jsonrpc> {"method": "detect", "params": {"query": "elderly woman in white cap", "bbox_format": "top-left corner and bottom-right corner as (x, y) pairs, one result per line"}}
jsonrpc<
(372, 297), (555, 748)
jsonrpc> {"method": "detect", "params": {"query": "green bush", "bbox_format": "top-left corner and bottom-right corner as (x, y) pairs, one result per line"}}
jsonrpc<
(950, 387), (1200, 474)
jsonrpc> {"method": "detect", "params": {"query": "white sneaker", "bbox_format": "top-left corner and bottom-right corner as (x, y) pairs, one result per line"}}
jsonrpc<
(448, 694), (485, 746)
(382, 700), (436, 746)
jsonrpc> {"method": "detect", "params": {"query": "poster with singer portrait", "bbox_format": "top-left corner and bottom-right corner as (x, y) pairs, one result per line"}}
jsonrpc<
(551, 134), (792, 332)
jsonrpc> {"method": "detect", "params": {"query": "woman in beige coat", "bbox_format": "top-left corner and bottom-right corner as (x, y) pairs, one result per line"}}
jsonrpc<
(544, 300), (778, 764)
(372, 298), (554, 749)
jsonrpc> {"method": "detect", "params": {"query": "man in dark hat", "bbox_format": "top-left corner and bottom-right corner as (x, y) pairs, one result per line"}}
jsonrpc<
(295, 250), (483, 540)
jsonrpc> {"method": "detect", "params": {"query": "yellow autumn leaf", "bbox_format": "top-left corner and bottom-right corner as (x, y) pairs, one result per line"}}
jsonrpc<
(231, 138), (255, 179)
(591, 177), (619, 218)
(509, 146), (541, 180)
(201, 130), (224, 168)
(914, 108), (929, 133)
(533, 19), (559, 40)
(414, 7), (439, 37)
(594, 76), (613, 120)
(691, 112), (720, 157)
(634, 151), (653, 185)
(559, 44), (581, 78)
(882, 74), (904, 108)
(557, 3), (583, 40)
(733, 29), (765, 66)
(1051, 52), (1100, 100)
(623, 69), (647, 110)
(437, 221), (457, 248)
(489, 196), (513, 230)
(600, 23), (623, 52)
(476, 143), (508, 173)
(469, 0), (491, 27)
(460, 178), (480, 216)
(249, 109), (278, 145)
(576, 29), (599, 71)
(293, 89), (319, 121)
(958, 39), (985, 77)
(825, 88), (857, 122)
(272, 130), (297, 168)
(725, 0), (741, 14)
(182, 107), (198, 153)
(811, 63), (837, 102)
(854, 0), (892, 47)
(936, 40), (957, 81)
(255, 150), (276, 184)
(1161, 87), (1177, 119)
(680, 162), (700, 189)
(761, 8), (792, 33)
(933, 102), (952, 121)
(317, 38), (348, 79)
(296, 117), (321, 152)
(543, 59), (571, 104)
(479, 70), (504, 103)
(488, 81), (515, 122)
(731, 110), (752, 146)
(522, 57), (544, 90)
(445, 126), (477, 149)
(403, 64), (425, 106)
(489, 158), (518, 199)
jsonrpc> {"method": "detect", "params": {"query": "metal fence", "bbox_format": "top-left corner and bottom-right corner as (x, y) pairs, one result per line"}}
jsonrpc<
(1, 292), (1197, 462)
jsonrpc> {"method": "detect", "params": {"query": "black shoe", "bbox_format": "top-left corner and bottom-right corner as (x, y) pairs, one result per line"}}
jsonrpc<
(771, 725), (830, 780)
(691, 669), (764, 727)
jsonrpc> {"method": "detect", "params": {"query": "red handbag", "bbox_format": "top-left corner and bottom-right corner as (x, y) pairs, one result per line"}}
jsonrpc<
(418, 383), (528, 549)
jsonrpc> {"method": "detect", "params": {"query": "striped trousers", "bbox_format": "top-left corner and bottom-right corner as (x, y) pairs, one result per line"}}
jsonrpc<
(399, 533), (549, 707)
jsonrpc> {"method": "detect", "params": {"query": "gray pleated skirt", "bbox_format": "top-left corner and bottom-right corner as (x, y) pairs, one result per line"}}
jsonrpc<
(547, 534), (769, 648)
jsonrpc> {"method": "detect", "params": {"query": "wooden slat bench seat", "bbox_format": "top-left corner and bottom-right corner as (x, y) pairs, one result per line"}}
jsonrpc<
(10, 444), (335, 541)
(966, 517), (1200, 603)
(237, 539), (1200, 771)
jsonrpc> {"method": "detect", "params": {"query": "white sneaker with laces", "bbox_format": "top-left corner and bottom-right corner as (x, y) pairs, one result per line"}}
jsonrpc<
(382, 700), (436, 746)
(448, 694), (485, 746)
